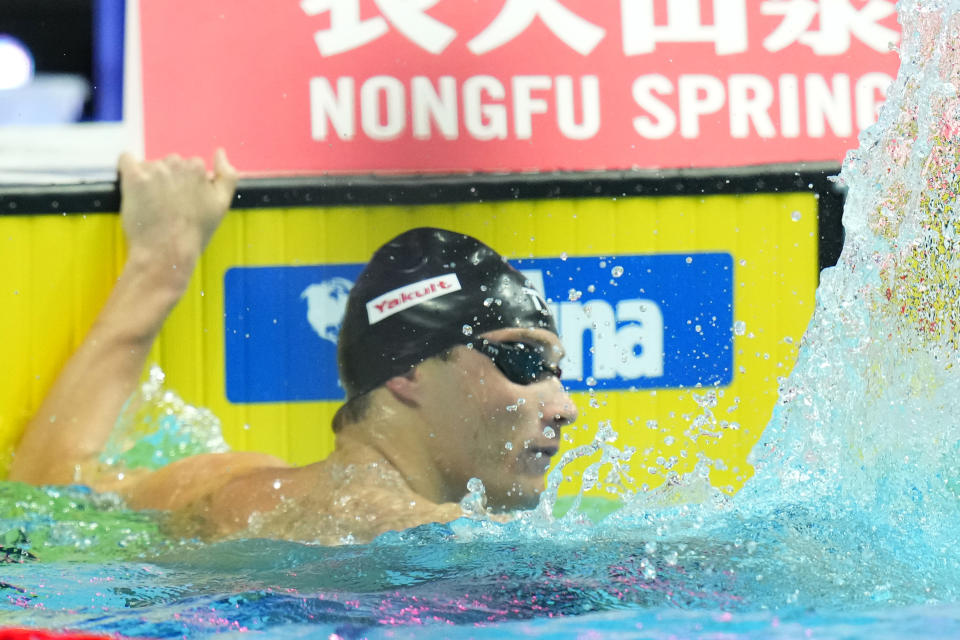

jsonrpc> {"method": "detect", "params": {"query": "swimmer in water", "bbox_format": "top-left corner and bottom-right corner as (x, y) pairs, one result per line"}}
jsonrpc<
(8, 154), (577, 544)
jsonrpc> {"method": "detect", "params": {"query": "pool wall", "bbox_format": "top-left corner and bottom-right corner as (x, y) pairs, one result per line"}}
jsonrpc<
(0, 169), (837, 496)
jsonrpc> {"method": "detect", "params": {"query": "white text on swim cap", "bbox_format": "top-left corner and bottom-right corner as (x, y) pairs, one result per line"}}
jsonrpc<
(366, 274), (462, 325)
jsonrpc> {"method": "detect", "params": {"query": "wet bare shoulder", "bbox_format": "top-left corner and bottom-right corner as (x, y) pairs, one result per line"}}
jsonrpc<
(238, 458), (467, 544)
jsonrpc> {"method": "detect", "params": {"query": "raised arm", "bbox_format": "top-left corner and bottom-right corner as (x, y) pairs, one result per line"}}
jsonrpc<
(9, 151), (237, 486)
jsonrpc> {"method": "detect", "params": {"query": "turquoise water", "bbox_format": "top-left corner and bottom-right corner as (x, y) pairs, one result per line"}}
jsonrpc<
(5, 0), (960, 636)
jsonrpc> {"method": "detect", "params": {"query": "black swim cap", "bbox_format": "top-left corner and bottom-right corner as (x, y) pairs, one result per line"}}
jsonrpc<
(337, 227), (557, 400)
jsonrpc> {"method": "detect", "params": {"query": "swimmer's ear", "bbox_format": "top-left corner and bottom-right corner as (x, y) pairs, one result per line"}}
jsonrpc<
(383, 369), (421, 407)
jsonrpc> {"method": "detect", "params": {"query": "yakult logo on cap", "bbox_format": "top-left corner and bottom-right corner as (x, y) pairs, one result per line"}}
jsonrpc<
(366, 274), (462, 324)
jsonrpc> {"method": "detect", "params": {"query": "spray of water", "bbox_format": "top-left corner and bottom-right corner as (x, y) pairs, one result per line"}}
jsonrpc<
(696, 0), (960, 605)
(9, 0), (960, 614)
(450, 0), (960, 608)
(101, 366), (229, 470)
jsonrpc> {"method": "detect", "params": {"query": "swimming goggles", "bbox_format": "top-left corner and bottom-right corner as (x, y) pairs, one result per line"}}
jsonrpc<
(476, 340), (563, 385)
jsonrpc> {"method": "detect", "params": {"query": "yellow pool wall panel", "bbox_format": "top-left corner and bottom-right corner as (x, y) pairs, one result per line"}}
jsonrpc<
(0, 192), (819, 498)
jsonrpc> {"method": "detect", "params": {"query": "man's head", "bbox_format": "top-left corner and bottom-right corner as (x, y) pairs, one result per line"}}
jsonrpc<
(336, 227), (557, 401)
(334, 228), (577, 508)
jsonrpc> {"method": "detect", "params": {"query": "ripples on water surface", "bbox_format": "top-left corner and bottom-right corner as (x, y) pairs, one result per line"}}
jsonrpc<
(5, 0), (960, 637)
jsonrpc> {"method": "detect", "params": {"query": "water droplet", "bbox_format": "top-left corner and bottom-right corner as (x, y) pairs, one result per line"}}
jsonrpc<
(568, 289), (582, 301)
(483, 297), (494, 307)
(560, 252), (568, 261)
(734, 321), (747, 335)
(664, 435), (675, 445)
(272, 480), (282, 490)
(586, 376), (597, 387)
(467, 477), (485, 493)
(611, 265), (624, 278)
(791, 210), (802, 221)
(462, 324), (473, 336)
(587, 284), (596, 293)
(685, 256), (693, 264)
(543, 426), (556, 439)
(504, 441), (513, 450)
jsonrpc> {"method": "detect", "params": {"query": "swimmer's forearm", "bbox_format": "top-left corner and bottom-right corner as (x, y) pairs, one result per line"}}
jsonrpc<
(10, 151), (235, 487)
(8, 257), (190, 486)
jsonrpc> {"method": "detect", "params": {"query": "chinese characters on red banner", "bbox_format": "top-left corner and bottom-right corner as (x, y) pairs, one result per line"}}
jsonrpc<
(140, 0), (900, 173)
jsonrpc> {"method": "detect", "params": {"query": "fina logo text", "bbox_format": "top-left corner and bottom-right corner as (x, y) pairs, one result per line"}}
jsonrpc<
(520, 269), (664, 381)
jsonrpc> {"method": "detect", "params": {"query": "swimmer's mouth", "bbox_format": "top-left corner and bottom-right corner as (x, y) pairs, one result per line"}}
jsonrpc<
(520, 446), (559, 474)
(530, 446), (558, 458)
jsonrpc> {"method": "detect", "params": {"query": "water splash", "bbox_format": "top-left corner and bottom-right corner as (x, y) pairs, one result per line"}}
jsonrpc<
(101, 366), (230, 470)
(721, 0), (960, 605)
(0, 482), (179, 563)
(8, 3), (960, 635)
(463, 0), (960, 609)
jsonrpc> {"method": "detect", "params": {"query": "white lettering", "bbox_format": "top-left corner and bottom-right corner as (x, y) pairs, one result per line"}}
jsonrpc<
(302, 0), (388, 56)
(855, 72), (892, 131)
(309, 76), (355, 140)
(622, 0), (748, 55)
(556, 75), (600, 140)
(728, 74), (776, 139)
(628, 72), (890, 142)
(366, 274), (461, 324)
(307, 72), (893, 145)
(559, 301), (618, 380)
(512, 268), (666, 383)
(556, 299), (665, 381)
(678, 75), (725, 139)
(468, 0), (605, 56)
(464, 75), (507, 140)
(376, 0), (457, 54)
(301, 0), (456, 56)
(632, 75), (676, 139)
(805, 74), (852, 138)
(779, 74), (801, 138)
(761, 0), (898, 55)
(412, 76), (458, 140)
(614, 299), (664, 378)
(513, 75), (552, 139)
(361, 75), (406, 140)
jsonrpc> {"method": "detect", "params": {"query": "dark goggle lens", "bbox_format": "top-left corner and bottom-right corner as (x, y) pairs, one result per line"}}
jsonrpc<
(481, 341), (562, 385)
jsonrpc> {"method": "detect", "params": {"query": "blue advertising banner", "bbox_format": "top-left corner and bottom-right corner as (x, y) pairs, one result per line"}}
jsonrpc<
(224, 253), (733, 403)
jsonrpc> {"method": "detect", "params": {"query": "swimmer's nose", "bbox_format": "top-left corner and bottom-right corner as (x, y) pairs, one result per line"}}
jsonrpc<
(540, 378), (578, 430)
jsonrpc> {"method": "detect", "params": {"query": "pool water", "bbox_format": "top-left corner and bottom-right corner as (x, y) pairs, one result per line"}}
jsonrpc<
(5, 0), (960, 637)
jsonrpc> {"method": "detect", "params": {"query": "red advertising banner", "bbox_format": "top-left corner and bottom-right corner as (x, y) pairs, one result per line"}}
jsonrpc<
(140, 0), (900, 174)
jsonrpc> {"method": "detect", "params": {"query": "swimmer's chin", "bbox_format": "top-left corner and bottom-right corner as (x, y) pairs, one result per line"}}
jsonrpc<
(486, 482), (545, 512)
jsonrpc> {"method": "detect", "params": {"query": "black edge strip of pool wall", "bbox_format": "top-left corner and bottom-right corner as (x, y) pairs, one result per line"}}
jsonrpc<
(0, 164), (846, 272)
